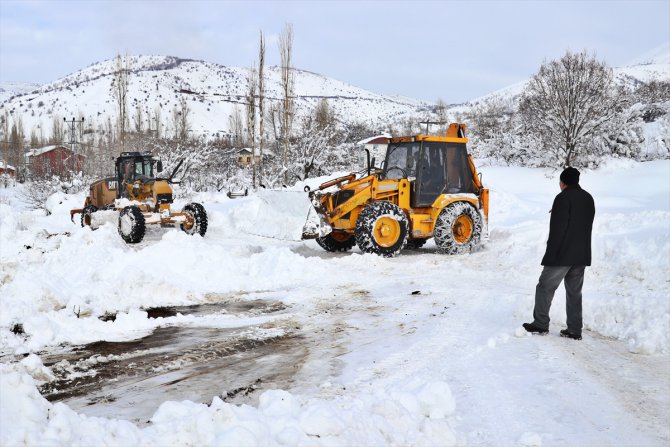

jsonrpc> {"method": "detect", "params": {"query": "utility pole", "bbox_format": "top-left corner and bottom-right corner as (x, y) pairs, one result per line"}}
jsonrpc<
(64, 117), (85, 176)
(64, 117), (85, 156)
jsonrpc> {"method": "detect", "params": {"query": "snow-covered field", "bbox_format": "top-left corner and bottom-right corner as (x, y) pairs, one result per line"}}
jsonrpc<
(0, 159), (669, 446)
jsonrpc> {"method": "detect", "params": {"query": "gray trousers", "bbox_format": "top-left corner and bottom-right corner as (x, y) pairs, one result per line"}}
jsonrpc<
(532, 265), (585, 334)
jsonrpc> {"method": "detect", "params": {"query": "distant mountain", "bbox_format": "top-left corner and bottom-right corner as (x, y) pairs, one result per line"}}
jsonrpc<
(0, 82), (41, 104)
(623, 42), (670, 66)
(2, 47), (668, 142)
(457, 44), (670, 111)
(0, 55), (433, 140)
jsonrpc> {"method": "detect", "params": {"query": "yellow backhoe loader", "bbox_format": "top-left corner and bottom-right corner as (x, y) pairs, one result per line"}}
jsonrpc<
(302, 123), (489, 257)
(70, 152), (207, 244)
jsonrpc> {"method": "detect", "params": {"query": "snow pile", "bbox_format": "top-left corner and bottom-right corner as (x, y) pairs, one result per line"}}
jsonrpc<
(218, 190), (313, 241)
(1, 367), (461, 446)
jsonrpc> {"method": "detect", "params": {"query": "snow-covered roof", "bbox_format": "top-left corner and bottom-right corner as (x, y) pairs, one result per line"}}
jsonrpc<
(0, 160), (16, 170)
(236, 148), (275, 156)
(356, 134), (390, 145)
(26, 145), (68, 157)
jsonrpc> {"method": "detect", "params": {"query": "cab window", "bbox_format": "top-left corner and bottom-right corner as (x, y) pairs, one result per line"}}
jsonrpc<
(445, 143), (473, 193)
(384, 142), (420, 180)
(134, 159), (154, 177)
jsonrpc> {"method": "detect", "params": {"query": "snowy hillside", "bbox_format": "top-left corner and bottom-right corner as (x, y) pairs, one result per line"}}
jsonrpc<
(0, 82), (40, 104)
(459, 43), (670, 109)
(0, 55), (431, 139)
(1, 159), (669, 446)
(2, 46), (668, 144)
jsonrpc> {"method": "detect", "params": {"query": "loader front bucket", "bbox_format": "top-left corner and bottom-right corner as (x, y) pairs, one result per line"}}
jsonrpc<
(233, 190), (314, 241)
(301, 204), (332, 239)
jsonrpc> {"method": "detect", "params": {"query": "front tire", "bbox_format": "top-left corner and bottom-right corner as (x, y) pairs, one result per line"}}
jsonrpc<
(181, 203), (208, 237)
(81, 205), (98, 228)
(433, 201), (482, 254)
(118, 206), (146, 244)
(316, 232), (356, 252)
(355, 201), (408, 257)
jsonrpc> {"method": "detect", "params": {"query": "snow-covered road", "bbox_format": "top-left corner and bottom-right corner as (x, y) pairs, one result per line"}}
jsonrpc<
(1, 159), (668, 446)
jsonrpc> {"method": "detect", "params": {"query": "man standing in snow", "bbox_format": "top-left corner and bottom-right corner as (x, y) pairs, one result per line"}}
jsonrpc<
(523, 167), (595, 340)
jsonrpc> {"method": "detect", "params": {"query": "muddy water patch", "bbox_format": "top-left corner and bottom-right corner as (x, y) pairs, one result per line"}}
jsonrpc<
(40, 325), (306, 423)
(37, 297), (303, 423)
(95, 298), (286, 322)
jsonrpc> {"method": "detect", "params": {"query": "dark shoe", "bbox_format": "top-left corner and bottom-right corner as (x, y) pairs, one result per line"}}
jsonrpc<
(560, 329), (582, 340)
(523, 323), (548, 335)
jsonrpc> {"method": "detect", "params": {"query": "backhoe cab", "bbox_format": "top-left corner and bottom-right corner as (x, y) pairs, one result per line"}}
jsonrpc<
(303, 123), (489, 257)
(71, 152), (207, 244)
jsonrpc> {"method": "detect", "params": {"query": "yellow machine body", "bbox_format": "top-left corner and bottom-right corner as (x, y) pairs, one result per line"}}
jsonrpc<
(71, 152), (194, 229)
(304, 123), (489, 255)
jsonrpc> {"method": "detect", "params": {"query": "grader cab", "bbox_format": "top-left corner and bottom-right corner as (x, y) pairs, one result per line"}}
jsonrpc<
(302, 123), (489, 257)
(70, 152), (207, 244)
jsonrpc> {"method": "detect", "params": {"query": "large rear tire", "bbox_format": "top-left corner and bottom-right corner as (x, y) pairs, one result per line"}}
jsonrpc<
(433, 201), (482, 254)
(355, 201), (408, 257)
(118, 206), (146, 244)
(181, 203), (208, 237)
(316, 232), (356, 252)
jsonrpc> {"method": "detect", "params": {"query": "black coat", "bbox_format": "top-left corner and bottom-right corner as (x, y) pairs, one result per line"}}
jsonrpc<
(541, 185), (595, 266)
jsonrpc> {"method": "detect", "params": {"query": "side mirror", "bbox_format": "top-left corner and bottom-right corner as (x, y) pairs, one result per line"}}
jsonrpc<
(157, 160), (163, 173)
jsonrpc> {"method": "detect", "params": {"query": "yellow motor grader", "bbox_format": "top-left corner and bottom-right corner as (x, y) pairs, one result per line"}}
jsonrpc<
(302, 123), (489, 257)
(70, 152), (207, 244)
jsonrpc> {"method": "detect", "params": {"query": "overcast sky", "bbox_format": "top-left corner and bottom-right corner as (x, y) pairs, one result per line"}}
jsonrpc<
(1, 0), (668, 103)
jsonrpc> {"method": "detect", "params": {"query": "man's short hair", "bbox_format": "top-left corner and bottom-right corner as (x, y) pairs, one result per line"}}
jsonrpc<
(560, 167), (580, 186)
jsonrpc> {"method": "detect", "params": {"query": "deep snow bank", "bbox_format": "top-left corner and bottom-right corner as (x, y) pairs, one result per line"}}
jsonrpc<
(1, 364), (461, 446)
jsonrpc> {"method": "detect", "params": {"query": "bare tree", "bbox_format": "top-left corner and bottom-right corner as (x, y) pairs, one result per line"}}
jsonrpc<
(50, 115), (64, 144)
(228, 105), (245, 147)
(434, 97), (449, 133)
(30, 127), (40, 148)
(9, 116), (24, 178)
(289, 111), (339, 182)
(1, 109), (9, 167)
(467, 97), (515, 141)
(315, 98), (334, 131)
(278, 23), (295, 185)
(112, 53), (130, 149)
(245, 64), (257, 185)
(257, 30), (266, 187)
(635, 80), (670, 104)
(134, 103), (144, 134)
(172, 96), (191, 142)
(152, 106), (162, 139)
(519, 50), (618, 167)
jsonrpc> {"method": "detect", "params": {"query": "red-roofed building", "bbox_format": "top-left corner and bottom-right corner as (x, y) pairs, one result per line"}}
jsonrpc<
(0, 161), (16, 177)
(26, 145), (85, 178)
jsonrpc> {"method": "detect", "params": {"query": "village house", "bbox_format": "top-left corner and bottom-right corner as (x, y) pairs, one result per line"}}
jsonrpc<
(25, 145), (85, 178)
(236, 148), (271, 167)
(237, 148), (254, 166)
(0, 161), (16, 177)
